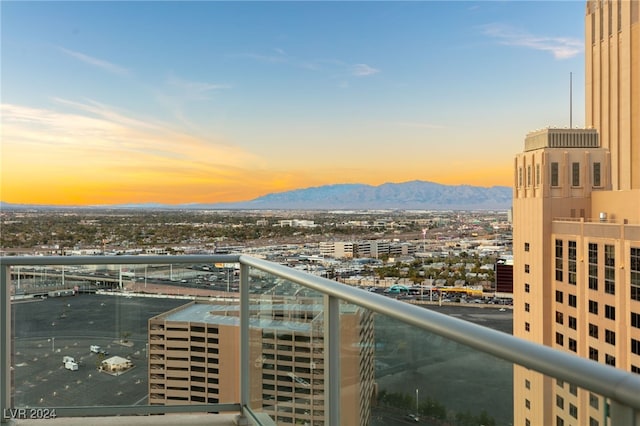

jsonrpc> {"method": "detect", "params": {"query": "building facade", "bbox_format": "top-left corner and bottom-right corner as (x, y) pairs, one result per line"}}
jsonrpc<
(148, 300), (375, 425)
(513, 2), (640, 426)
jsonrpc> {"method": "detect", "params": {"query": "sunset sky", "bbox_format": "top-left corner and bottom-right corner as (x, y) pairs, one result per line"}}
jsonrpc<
(1, 1), (585, 206)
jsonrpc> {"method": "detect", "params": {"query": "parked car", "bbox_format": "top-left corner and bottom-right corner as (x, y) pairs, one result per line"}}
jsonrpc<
(384, 285), (409, 295)
(405, 413), (420, 422)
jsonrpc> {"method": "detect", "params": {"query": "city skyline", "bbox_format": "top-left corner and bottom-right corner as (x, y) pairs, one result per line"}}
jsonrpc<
(2, 1), (585, 206)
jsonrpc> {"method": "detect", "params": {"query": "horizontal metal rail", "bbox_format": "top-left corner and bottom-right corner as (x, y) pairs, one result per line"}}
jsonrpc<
(241, 255), (640, 412)
(3, 254), (640, 415)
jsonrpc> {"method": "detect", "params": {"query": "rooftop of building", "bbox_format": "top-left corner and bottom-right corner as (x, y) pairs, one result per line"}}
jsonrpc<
(153, 301), (364, 332)
(524, 127), (600, 151)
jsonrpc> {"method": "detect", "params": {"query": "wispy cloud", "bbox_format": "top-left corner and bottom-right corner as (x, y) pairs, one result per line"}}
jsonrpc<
(57, 46), (130, 75)
(480, 23), (582, 59)
(234, 51), (379, 80)
(351, 63), (380, 77)
(165, 74), (231, 101)
(1, 100), (261, 178)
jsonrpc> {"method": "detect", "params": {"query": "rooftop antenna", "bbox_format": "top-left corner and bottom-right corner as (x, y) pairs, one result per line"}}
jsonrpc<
(569, 72), (573, 129)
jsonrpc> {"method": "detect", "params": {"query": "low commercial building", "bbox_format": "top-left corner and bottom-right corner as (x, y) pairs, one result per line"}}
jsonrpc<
(148, 299), (375, 425)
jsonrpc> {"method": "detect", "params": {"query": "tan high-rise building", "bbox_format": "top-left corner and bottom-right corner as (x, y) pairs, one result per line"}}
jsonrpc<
(585, 0), (640, 190)
(513, 2), (639, 426)
(148, 300), (375, 426)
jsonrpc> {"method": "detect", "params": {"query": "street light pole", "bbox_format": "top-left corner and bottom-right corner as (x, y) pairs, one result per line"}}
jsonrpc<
(415, 388), (419, 413)
(51, 337), (55, 352)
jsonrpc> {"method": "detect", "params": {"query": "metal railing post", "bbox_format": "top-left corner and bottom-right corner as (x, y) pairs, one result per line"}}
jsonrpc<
(1, 265), (11, 424)
(324, 294), (340, 426)
(238, 262), (250, 425)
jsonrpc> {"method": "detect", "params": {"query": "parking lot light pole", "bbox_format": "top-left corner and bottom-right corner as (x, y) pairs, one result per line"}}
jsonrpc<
(415, 388), (419, 413)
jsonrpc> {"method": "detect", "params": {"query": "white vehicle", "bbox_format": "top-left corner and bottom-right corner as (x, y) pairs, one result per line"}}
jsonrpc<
(65, 361), (78, 371)
(90, 345), (101, 353)
(62, 356), (76, 364)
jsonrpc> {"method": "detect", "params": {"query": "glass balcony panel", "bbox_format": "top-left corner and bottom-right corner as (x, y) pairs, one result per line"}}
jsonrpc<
(247, 267), (324, 425)
(364, 310), (514, 425)
(5, 257), (639, 425)
(512, 370), (610, 426)
(10, 262), (240, 413)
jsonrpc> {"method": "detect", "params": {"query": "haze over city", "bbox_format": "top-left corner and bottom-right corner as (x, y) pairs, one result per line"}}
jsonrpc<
(1, 1), (585, 206)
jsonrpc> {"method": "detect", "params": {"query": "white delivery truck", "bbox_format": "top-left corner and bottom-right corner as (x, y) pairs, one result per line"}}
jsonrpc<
(62, 356), (76, 364)
(65, 361), (78, 371)
(90, 345), (101, 353)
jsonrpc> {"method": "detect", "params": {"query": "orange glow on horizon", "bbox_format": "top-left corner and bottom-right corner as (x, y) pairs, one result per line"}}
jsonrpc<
(1, 102), (513, 206)
(1, 165), (512, 206)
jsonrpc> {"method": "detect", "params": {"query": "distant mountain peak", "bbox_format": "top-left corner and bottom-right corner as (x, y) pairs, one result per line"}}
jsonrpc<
(0, 180), (512, 210)
(213, 180), (512, 210)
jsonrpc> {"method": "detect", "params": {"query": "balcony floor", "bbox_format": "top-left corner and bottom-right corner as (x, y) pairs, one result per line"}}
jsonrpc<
(8, 414), (239, 426)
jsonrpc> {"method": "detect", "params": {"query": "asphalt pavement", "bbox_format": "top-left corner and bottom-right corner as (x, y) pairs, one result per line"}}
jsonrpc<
(11, 294), (188, 408)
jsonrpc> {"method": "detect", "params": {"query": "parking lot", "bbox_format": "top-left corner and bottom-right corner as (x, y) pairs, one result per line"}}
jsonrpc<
(12, 294), (188, 408)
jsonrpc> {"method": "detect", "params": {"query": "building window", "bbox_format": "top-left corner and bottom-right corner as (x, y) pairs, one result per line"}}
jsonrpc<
(568, 316), (577, 330)
(632, 312), (640, 329)
(556, 311), (564, 325)
(605, 244), (615, 295)
(525, 322), (530, 332)
(569, 338), (577, 352)
(525, 264), (530, 273)
(524, 242), (530, 252)
(519, 167), (523, 187)
(536, 163), (541, 185)
(608, 0), (613, 36)
(589, 347), (599, 361)
(525, 302), (530, 312)
(593, 162), (601, 186)
(569, 383), (577, 396)
(557, 416), (564, 426)
(569, 403), (578, 419)
(568, 240), (577, 285)
(551, 162), (559, 187)
(631, 248), (640, 301)
(605, 329), (616, 345)
(589, 243), (598, 290)
(605, 354), (616, 366)
(589, 323), (599, 338)
(556, 290), (563, 303)
(556, 332), (564, 346)
(589, 393), (599, 409)
(556, 239), (564, 281)
(526, 420), (531, 426)
(525, 379), (531, 389)
(599, 0), (603, 40)
(527, 165), (531, 186)
(525, 399), (530, 409)
(572, 162), (580, 186)
(605, 305), (616, 320)
(590, 418), (599, 426)
(589, 300), (598, 315)
(633, 365), (640, 374)
(556, 395), (564, 409)
(632, 339), (640, 356)
(525, 283), (530, 293)
(568, 294), (577, 308)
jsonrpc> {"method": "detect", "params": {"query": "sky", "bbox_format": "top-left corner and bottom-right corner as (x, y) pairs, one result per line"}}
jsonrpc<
(1, 1), (586, 206)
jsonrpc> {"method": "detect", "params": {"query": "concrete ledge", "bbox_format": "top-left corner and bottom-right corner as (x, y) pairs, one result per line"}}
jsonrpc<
(8, 414), (238, 426)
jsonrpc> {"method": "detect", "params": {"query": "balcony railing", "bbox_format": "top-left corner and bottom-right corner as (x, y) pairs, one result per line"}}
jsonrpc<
(2, 255), (640, 425)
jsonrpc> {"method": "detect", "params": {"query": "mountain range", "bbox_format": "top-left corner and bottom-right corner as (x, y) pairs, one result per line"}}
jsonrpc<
(1, 181), (513, 210)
